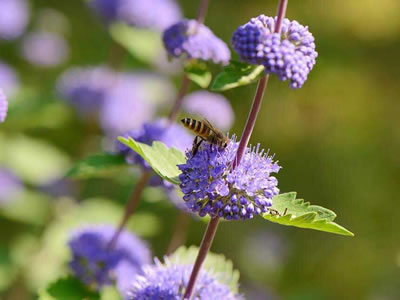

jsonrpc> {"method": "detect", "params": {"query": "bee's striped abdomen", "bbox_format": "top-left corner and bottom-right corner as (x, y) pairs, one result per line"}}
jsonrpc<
(181, 118), (210, 138)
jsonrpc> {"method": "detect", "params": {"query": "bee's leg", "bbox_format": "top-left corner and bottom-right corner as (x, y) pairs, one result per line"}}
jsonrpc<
(192, 136), (205, 156)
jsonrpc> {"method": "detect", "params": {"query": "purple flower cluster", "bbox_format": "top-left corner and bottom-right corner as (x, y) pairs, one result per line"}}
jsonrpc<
(68, 225), (151, 293)
(89, 0), (181, 31)
(0, 89), (8, 123)
(21, 32), (69, 67)
(163, 19), (231, 65)
(56, 66), (115, 115)
(0, 167), (23, 206)
(178, 136), (280, 220)
(231, 15), (317, 88)
(117, 118), (192, 169)
(182, 91), (234, 131)
(0, 0), (29, 40)
(127, 258), (242, 300)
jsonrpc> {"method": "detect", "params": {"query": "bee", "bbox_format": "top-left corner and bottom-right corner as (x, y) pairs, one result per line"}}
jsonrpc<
(181, 118), (229, 156)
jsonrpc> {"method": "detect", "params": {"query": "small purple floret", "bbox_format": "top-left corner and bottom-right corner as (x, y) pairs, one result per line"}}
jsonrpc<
(231, 15), (317, 88)
(163, 19), (231, 65)
(178, 135), (280, 220)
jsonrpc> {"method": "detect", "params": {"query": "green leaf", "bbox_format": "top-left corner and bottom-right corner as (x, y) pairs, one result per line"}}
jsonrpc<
(100, 286), (122, 300)
(184, 61), (212, 88)
(109, 23), (162, 64)
(263, 192), (354, 236)
(66, 153), (127, 179)
(0, 133), (70, 185)
(39, 277), (99, 300)
(0, 190), (51, 226)
(211, 61), (265, 91)
(170, 246), (240, 293)
(118, 137), (186, 185)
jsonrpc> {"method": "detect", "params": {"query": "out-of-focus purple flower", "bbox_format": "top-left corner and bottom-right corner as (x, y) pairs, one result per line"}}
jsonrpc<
(38, 177), (76, 198)
(231, 15), (317, 88)
(117, 118), (192, 169)
(0, 89), (8, 123)
(0, 0), (29, 40)
(100, 73), (175, 136)
(182, 91), (234, 131)
(0, 167), (23, 205)
(0, 61), (19, 97)
(68, 225), (151, 293)
(127, 257), (242, 300)
(178, 135), (281, 220)
(56, 66), (115, 115)
(118, 0), (182, 31)
(163, 19), (231, 65)
(88, 0), (120, 22)
(89, 0), (181, 31)
(21, 32), (69, 67)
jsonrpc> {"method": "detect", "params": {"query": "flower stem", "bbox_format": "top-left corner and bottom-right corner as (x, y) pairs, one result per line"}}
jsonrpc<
(274, 0), (288, 34)
(168, 74), (191, 123)
(107, 170), (152, 250)
(183, 217), (220, 299)
(182, 0), (289, 297)
(233, 75), (269, 168)
(196, 0), (211, 24)
(166, 211), (191, 254)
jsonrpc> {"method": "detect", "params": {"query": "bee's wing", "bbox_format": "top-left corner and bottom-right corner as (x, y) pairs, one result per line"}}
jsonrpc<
(202, 117), (228, 138)
(201, 118), (215, 130)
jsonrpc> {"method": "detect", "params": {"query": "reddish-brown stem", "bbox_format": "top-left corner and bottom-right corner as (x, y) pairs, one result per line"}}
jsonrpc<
(233, 76), (269, 168)
(107, 170), (152, 250)
(182, 1), (289, 298)
(168, 74), (191, 123)
(274, 0), (288, 34)
(183, 217), (220, 299)
(166, 211), (191, 254)
(196, 0), (211, 24)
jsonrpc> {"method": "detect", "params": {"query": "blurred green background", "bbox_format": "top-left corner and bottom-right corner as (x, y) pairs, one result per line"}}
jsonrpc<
(0, 0), (399, 299)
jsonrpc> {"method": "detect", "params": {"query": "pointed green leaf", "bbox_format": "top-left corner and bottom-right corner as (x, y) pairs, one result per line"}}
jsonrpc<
(184, 61), (212, 88)
(211, 61), (265, 91)
(118, 137), (186, 185)
(39, 276), (99, 300)
(109, 23), (162, 64)
(263, 192), (354, 236)
(170, 246), (240, 293)
(66, 153), (127, 179)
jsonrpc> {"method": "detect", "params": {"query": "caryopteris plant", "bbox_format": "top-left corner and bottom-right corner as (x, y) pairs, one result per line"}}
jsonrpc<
(59, 0), (353, 299)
